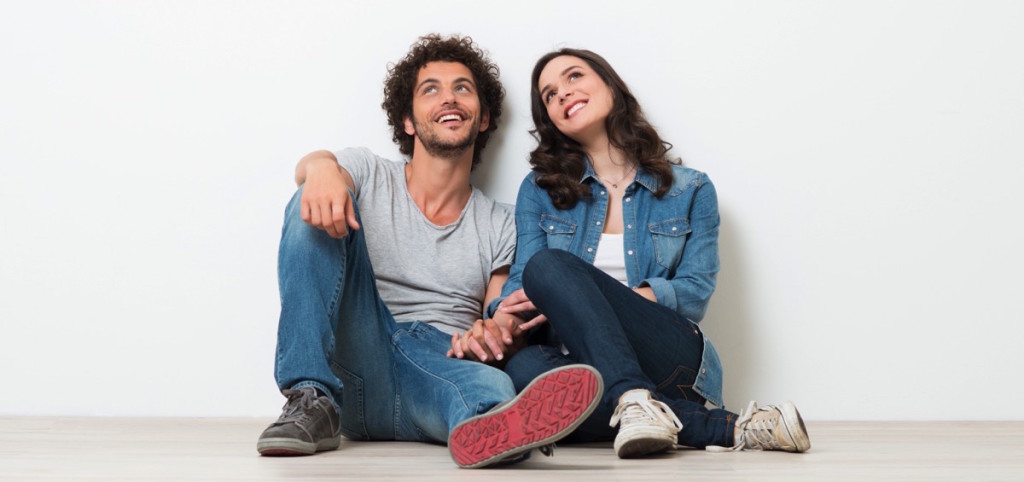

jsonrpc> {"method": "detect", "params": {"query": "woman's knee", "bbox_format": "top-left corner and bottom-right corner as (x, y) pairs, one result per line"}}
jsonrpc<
(523, 248), (583, 294)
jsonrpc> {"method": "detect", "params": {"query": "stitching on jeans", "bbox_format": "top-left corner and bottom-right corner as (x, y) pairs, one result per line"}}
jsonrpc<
(391, 326), (478, 420)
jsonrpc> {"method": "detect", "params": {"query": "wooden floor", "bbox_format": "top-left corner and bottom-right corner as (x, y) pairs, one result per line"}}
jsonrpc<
(1, 418), (1022, 481)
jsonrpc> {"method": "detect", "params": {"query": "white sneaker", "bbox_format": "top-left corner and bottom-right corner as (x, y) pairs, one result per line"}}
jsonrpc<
(716, 400), (810, 453)
(609, 389), (682, 458)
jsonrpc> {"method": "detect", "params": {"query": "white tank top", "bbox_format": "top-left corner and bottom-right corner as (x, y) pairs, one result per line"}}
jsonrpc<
(594, 233), (628, 286)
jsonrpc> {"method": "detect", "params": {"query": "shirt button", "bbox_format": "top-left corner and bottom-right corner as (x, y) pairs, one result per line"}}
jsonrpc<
(625, 197), (631, 202)
(627, 224), (632, 229)
(596, 221), (602, 226)
(587, 247), (594, 253)
(549, 225), (554, 231)
(672, 227), (677, 231)
(600, 191), (606, 196)
(627, 250), (634, 255)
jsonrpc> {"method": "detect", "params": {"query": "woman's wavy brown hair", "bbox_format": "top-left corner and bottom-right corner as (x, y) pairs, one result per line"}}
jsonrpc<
(382, 34), (504, 169)
(529, 48), (676, 209)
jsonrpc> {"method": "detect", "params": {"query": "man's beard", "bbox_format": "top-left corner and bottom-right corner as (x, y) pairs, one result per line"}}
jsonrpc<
(412, 116), (480, 159)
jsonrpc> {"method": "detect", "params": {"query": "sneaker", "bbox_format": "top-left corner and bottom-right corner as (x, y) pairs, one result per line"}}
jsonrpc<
(726, 400), (811, 453)
(257, 386), (342, 455)
(609, 389), (682, 458)
(448, 364), (603, 468)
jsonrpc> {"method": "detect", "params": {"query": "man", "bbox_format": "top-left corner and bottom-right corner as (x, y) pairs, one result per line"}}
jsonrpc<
(257, 34), (602, 469)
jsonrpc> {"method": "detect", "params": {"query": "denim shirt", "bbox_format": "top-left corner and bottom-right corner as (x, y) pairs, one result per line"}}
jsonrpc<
(490, 162), (724, 407)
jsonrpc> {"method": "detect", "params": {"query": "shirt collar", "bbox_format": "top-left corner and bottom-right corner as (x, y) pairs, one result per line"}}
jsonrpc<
(580, 157), (659, 192)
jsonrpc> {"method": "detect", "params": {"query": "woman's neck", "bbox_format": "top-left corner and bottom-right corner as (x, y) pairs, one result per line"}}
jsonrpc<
(585, 142), (635, 184)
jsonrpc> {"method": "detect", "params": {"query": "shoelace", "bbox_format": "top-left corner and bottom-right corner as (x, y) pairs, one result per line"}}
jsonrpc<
(609, 397), (683, 433)
(273, 388), (319, 426)
(706, 400), (779, 452)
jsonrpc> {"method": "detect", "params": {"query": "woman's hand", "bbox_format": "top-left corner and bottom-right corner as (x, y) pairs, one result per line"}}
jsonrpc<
(633, 286), (657, 303)
(497, 289), (547, 331)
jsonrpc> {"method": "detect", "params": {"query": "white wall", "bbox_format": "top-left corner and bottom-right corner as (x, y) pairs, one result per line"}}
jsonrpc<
(2, 1), (1022, 420)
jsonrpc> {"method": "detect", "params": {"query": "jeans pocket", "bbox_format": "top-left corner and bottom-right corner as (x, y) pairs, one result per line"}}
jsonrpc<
(655, 364), (705, 405)
(540, 214), (577, 251)
(649, 218), (690, 269)
(330, 360), (368, 440)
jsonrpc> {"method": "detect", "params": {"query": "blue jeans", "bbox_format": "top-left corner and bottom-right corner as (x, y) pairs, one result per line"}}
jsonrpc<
(274, 187), (515, 443)
(504, 249), (736, 448)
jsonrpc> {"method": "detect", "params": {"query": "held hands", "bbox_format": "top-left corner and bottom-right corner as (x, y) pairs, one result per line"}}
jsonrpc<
(496, 289), (547, 331)
(447, 314), (526, 365)
(447, 289), (548, 364)
(299, 151), (359, 238)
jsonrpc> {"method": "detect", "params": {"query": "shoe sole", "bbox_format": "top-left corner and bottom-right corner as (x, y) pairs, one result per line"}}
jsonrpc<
(780, 401), (811, 453)
(448, 364), (603, 468)
(257, 435), (341, 456)
(615, 427), (676, 458)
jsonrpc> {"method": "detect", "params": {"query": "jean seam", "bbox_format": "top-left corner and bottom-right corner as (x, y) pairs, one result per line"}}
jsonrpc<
(391, 324), (475, 436)
(329, 359), (368, 440)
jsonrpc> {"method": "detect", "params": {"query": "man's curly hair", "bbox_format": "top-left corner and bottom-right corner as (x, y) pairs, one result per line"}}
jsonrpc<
(382, 34), (504, 169)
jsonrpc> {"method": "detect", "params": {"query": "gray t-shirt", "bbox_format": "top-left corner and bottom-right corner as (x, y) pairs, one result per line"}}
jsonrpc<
(336, 147), (515, 334)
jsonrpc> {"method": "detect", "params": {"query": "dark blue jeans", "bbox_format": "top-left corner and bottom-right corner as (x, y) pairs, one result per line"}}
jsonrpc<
(504, 249), (735, 448)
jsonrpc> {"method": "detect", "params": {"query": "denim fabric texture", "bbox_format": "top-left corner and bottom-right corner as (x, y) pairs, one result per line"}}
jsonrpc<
(274, 187), (515, 442)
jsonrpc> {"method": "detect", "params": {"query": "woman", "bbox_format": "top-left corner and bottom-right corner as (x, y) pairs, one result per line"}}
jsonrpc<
(452, 48), (810, 458)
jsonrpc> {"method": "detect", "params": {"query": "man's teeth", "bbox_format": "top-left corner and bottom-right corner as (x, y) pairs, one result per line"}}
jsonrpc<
(438, 114), (462, 123)
(567, 102), (586, 117)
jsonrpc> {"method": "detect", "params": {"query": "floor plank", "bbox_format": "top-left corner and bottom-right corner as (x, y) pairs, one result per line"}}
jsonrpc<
(1, 418), (1021, 481)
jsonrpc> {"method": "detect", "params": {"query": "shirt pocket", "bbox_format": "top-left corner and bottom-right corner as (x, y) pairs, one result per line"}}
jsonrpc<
(649, 218), (690, 269)
(539, 214), (577, 251)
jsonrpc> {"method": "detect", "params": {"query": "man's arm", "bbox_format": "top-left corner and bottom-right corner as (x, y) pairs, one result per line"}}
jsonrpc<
(295, 150), (360, 238)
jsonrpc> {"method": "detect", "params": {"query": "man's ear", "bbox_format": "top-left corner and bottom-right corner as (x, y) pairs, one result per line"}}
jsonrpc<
(404, 115), (415, 136)
(478, 110), (490, 132)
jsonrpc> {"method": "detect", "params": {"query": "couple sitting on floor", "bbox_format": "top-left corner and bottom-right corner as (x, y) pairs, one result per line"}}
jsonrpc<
(257, 34), (810, 469)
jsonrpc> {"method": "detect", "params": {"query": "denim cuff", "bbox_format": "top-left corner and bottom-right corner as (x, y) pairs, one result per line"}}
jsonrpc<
(642, 277), (677, 312)
(290, 380), (341, 416)
(485, 297), (504, 319)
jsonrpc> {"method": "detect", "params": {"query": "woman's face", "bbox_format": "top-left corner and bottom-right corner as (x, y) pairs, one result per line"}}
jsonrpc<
(537, 55), (614, 144)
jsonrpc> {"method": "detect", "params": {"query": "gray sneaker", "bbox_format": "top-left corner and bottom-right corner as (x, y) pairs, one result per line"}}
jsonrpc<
(257, 387), (341, 455)
(448, 364), (604, 468)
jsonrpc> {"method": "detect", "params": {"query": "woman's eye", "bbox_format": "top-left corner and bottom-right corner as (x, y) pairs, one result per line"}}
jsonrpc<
(568, 72), (582, 81)
(544, 91), (555, 103)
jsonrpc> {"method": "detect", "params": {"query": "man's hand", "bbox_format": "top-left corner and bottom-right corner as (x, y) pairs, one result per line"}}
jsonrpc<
(296, 151), (359, 238)
(497, 288), (547, 331)
(447, 315), (525, 364)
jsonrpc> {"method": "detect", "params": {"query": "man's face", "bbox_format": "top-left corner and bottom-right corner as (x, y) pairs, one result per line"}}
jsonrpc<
(403, 61), (490, 159)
